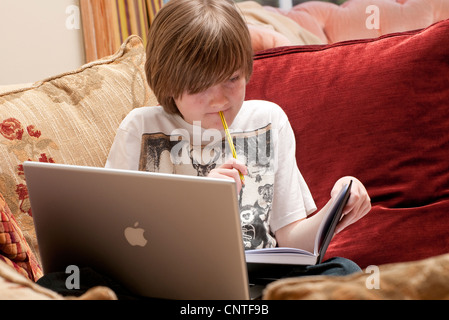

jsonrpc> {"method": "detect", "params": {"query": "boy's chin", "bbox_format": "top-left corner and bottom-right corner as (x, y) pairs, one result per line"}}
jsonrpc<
(201, 123), (225, 131)
(201, 115), (233, 131)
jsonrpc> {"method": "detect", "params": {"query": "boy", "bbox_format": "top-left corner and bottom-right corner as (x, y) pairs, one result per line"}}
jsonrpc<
(106, 0), (371, 272)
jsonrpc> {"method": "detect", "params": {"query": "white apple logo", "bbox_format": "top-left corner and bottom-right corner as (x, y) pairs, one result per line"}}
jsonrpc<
(124, 222), (148, 247)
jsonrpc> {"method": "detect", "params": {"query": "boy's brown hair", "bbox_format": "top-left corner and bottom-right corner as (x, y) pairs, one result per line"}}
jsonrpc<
(145, 0), (253, 115)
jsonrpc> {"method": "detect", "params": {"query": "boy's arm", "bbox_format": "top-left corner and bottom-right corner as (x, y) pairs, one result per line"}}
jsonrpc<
(275, 199), (333, 253)
(276, 176), (371, 252)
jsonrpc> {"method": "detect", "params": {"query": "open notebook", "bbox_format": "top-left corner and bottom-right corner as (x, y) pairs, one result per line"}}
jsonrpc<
(245, 180), (352, 265)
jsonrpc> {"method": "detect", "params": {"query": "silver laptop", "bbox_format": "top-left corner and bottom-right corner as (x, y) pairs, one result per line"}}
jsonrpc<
(24, 161), (252, 300)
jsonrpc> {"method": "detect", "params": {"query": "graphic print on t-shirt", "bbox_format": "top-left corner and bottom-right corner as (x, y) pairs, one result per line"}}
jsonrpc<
(139, 124), (276, 249)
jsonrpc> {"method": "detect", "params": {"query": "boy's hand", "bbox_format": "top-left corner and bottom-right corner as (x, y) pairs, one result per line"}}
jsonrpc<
(331, 176), (371, 234)
(208, 158), (247, 194)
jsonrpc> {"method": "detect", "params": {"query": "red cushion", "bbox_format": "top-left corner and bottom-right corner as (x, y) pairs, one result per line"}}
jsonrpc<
(246, 19), (449, 268)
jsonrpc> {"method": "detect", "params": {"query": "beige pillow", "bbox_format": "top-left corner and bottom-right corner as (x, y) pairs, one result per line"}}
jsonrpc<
(0, 83), (32, 94)
(0, 35), (157, 263)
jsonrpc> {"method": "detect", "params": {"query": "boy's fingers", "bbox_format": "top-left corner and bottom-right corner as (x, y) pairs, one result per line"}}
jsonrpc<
(220, 158), (247, 175)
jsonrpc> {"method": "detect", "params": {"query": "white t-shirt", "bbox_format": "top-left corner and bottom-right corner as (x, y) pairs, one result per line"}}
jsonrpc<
(106, 100), (316, 249)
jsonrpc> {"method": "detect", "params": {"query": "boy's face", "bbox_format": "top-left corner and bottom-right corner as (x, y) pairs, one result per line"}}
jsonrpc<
(174, 70), (246, 130)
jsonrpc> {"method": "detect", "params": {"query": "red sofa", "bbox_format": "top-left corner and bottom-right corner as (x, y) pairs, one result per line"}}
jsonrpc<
(245, 18), (449, 269)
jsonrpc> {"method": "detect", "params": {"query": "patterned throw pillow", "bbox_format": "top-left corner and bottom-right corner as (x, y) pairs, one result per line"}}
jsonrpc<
(0, 192), (42, 281)
(0, 35), (157, 271)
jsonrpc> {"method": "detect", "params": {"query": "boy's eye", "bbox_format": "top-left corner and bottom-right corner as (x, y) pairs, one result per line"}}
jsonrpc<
(229, 75), (240, 82)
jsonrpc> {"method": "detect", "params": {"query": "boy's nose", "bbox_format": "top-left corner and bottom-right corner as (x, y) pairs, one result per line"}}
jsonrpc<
(208, 84), (229, 110)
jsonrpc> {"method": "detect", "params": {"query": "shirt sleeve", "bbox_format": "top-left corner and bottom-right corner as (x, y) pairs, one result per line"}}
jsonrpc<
(269, 115), (317, 233)
(105, 112), (142, 171)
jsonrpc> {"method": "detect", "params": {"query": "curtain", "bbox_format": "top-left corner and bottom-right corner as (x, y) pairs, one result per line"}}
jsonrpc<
(80, 0), (164, 62)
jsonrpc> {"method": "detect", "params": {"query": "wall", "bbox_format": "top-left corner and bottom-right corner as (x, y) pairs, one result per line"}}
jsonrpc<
(0, 0), (85, 85)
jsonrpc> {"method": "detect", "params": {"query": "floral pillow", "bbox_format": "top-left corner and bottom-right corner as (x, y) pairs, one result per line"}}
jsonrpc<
(0, 35), (157, 265)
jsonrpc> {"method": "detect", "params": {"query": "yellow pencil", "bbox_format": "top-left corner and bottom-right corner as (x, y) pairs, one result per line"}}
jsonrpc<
(219, 111), (245, 183)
